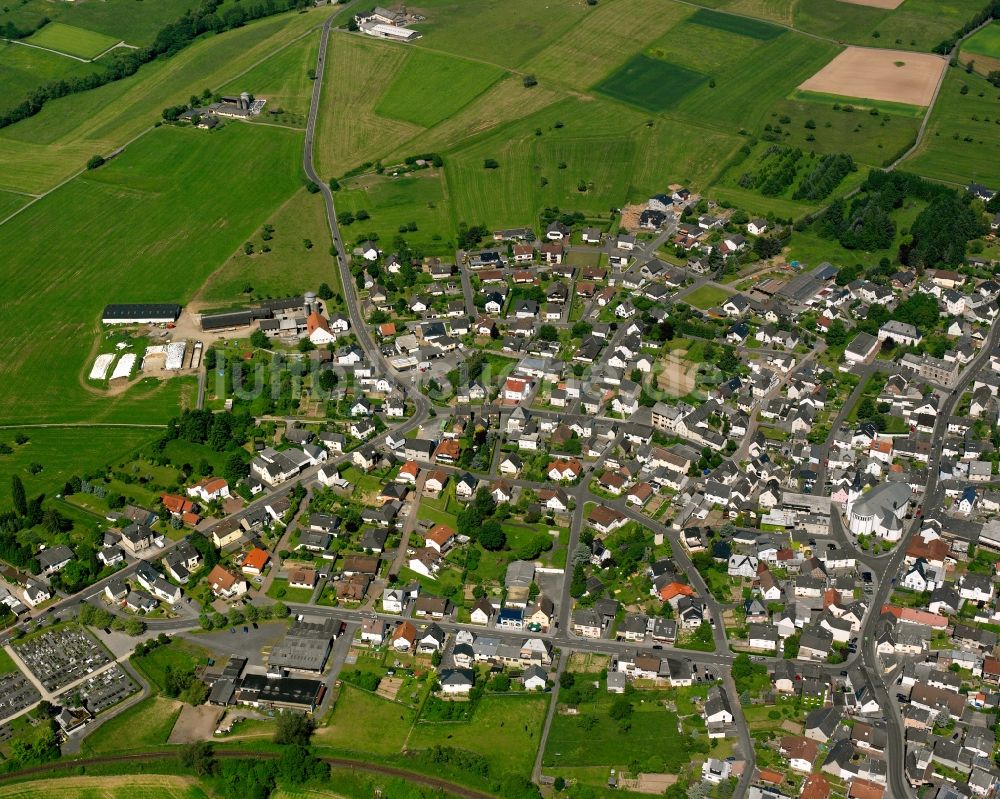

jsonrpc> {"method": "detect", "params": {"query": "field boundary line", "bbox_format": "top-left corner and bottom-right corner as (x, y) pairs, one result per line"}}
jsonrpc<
(3, 37), (91, 62)
(90, 41), (133, 61)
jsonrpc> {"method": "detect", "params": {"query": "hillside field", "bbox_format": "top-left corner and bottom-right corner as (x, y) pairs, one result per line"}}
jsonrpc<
(0, 122), (303, 426)
(26, 22), (121, 59)
(197, 187), (339, 303)
(0, 8), (324, 195)
(902, 66), (1000, 186)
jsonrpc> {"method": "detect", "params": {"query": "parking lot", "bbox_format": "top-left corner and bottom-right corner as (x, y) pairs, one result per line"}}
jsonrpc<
(57, 663), (138, 715)
(15, 627), (112, 693)
(0, 671), (40, 721)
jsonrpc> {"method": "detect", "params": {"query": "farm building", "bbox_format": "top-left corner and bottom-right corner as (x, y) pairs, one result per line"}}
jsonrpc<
(102, 303), (181, 325)
(361, 22), (420, 41)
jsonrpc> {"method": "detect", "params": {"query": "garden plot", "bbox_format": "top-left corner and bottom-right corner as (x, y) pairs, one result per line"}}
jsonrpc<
(88, 353), (115, 380)
(799, 47), (946, 106)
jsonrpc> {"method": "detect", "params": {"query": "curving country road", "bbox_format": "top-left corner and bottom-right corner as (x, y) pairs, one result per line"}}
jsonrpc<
(302, 12), (429, 432)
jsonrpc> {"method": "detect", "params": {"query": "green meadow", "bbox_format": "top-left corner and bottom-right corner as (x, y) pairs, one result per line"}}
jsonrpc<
(595, 55), (708, 111)
(0, 40), (106, 119)
(375, 49), (505, 128)
(0, 123), (303, 426)
(961, 20), (1000, 57)
(219, 29), (322, 125)
(0, 427), (160, 499)
(903, 67), (1000, 186)
(27, 22), (121, 59)
(687, 7), (785, 39)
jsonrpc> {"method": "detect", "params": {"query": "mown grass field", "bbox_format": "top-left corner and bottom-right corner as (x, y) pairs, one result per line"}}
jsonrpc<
(698, 0), (980, 52)
(0, 40), (105, 119)
(0, 189), (28, 220)
(318, 685), (548, 776)
(27, 22), (121, 59)
(220, 29), (321, 125)
(410, 0), (587, 68)
(0, 123), (302, 426)
(688, 7), (785, 39)
(685, 284), (734, 309)
(199, 187), (337, 303)
(903, 67), (1000, 186)
(0, 776), (210, 799)
(0, 8), (323, 195)
(81, 695), (182, 755)
(0, 426), (159, 499)
(407, 694), (549, 775)
(0, 0), (216, 47)
(316, 684), (416, 755)
(336, 171), (454, 256)
(961, 20), (1000, 57)
(314, 34), (421, 178)
(375, 49), (505, 128)
(595, 55), (707, 111)
(543, 699), (687, 769)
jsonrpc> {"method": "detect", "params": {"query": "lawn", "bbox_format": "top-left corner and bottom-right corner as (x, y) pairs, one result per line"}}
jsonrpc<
(407, 694), (549, 776)
(544, 696), (690, 771)
(197, 187), (338, 304)
(316, 684), (415, 755)
(0, 648), (18, 677)
(0, 189), (28, 221)
(132, 639), (211, 694)
(27, 22), (121, 59)
(903, 67), (1000, 187)
(687, 7), (785, 40)
(81, 695), (182, 755)
(0, 776), (211, 799)
(267, 578), (316, 604)
(684, 284), (733, 309)
(0, 122), (303, 426)
(375, 49), (505, 129)
(0, 426), (159, 500)
(594, 55), (708, 112)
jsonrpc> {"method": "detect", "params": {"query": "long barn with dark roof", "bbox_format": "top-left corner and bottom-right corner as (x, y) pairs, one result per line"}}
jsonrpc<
(102, 303), (181, 325)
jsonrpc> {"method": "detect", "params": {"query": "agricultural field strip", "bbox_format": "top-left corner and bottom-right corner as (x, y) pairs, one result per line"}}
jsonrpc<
(0, 14), (325, 222)
(25, 22), (125, 60)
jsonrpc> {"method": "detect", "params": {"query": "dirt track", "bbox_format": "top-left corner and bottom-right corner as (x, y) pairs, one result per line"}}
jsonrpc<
(0, 750), (498, 799)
